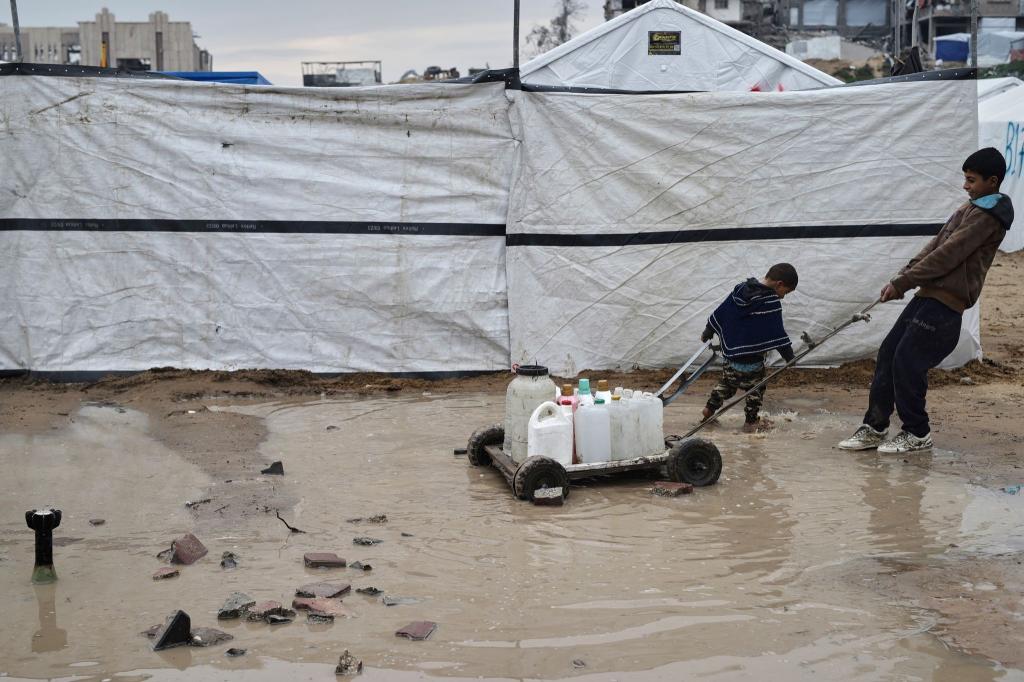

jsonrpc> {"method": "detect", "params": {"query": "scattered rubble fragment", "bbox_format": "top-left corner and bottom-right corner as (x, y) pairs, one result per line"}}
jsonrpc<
(184, 498), (211, 509)
(190, 627), (233, 647)
(218, 592), (256, 620)
(353, 537), (382, 546)
(350, 561), (372, 572)
(220, 551), (238, 569)
(247, 600), (296, 624)
(152, 610), (193, 651)
(533, 488), (564, 506)
(572, 659), (586, 669)
(226, 647), (247, 657)
(89, 519), (105, 526)
(960, 376), (975, 385)
(355, 587), (381, 596)
(335, 650), (363, 676)
(266, 613), (293, 625)
(400, 532), (414, 537)
(153, 567), (180, 580)
(261, 461), (284, 475)
(382, 596), (419, 606)
(453, 448), (468, 456)
(347, 514), (387, 524)
(395, 621), (436, 640)
(326, 425), (339, 431)
(304, 552), (346, 568)
(652, 482), (694, 497)
(293, 597), (349, 621)
(170, 533), (208, 565)
(296, 582), (351, 598)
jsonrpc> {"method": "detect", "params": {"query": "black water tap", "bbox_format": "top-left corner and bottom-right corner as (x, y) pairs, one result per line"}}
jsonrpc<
(25, 509), (62, 584)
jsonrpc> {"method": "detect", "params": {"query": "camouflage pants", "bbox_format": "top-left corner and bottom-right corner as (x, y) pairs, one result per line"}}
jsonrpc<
(705, 362), (766, 423)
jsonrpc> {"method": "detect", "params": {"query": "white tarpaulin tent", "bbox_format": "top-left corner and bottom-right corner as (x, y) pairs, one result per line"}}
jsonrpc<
(520, 0), (841, 92)
(0, 75), (515, 374)
(979, 77), (1024, 252)
(1, 71), (983, 375)
(506, 80), (980, 374)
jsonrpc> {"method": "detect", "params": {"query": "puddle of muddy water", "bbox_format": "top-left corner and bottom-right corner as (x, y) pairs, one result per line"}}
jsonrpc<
(1, 396), (1022, 681)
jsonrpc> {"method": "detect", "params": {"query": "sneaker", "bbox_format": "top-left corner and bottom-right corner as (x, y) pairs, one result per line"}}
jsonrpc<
(877, 431), (932, 454)
(837, 424), (888, 450)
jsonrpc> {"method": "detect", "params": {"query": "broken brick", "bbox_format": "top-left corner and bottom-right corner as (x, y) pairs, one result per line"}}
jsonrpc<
(170, 533), (208, 565)
(153, 567), (180, 580)
(304, 552), (346, 568)
(395, 621), (437, 641)
(652, 481), (694, 497)
(296, 582), (350, 599)
(247, 601), (296, 623)
(292, 598), (349, 620)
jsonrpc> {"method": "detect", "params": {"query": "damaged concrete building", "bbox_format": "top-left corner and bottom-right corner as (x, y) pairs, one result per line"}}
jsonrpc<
(0, 8), (211, 71)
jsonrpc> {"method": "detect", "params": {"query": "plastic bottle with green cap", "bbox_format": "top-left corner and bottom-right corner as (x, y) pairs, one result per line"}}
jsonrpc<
(577, 378), (594, 407)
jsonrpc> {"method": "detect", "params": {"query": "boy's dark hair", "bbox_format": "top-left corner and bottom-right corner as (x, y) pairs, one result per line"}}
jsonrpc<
(766, 263), (798, 289)
(963, 147), (1006, 183)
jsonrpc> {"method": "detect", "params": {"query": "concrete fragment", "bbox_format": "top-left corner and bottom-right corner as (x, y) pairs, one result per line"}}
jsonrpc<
(296, 582), (351, 598)
(350, 561), (372, 571)
(153, 567), (180, 580)
(335, 650), (363, 676)
(572, 659), (586, 669)
(382, 596), (419, 606)
(355, 587), (381, 596)
(226, 647), (247, 657)
(190, 627), (233, 647)
(261, 461), (284, 475)
(293, 598), (349, 621)
(170, 533), (208, 565)
(533, 488), (564, 506)
(152, 610), (192, 651)
(89, 519), (105, 526)
(401, 532), (414, 537)
(266, 613), (294, 625)
(220, 551), (238, 569)
(652, 481), (694, 497)
(395, 621), (436, 640)
(248, 601), (296, 623)
(960, 376), (975, 385)
(352, 537), (381, 546)
(156, 547), (174, 562)
(304, 552), (346, 568)
(218, 592), (255, 620)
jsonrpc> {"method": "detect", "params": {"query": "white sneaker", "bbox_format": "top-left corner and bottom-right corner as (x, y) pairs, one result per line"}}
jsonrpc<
(877, 430), (933, 454)
(838, 424), (888, 451)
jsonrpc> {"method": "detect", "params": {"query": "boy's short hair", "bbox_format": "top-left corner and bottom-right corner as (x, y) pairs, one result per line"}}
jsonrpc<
(963, 147), (1006, 183)
(766, 263), (798, 290)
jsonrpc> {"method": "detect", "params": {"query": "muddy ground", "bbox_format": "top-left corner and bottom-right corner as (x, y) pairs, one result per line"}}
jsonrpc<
(0, 251), (1021, 680)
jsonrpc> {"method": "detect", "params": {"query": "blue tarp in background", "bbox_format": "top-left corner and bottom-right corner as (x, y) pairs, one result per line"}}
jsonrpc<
(935, 34), (970, 62)
(160, 71), (272, 85)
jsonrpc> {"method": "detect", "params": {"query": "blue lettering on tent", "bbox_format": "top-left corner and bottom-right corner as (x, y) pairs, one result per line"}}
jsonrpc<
(1004, 121), (1024, 177)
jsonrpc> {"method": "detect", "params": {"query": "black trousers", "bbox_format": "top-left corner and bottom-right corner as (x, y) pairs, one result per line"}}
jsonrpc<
(863, 297), (963, 438)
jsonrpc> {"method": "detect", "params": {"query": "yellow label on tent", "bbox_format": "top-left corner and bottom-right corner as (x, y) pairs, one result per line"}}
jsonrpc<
(648, 31), (681, 56)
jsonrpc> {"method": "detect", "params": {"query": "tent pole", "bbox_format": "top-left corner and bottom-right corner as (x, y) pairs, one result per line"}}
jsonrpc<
(9, 0), (22, 62)
(970, 0), (978, 68)
(513, 0), (520, 69)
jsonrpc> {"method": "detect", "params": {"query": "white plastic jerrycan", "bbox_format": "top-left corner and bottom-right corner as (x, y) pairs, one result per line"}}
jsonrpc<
(527, 401), (574, 467)
(575, 398), (612, 464)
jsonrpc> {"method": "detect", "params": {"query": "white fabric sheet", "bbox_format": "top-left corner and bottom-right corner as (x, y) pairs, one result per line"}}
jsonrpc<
(0, 77), (515, 373)
(506, 81), (981, 375)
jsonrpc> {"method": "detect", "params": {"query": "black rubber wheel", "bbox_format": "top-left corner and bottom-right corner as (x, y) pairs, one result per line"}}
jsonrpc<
(667, 437), (722, 487)
(512, 456), (570, 501)
(466, 424), (504, 467)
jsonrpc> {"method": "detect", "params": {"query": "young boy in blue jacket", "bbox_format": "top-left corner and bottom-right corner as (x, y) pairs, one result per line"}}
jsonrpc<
(700, 263), (798, 432)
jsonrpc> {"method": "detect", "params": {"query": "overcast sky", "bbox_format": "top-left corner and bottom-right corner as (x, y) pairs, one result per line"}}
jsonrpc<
(6, 1), (607, 85)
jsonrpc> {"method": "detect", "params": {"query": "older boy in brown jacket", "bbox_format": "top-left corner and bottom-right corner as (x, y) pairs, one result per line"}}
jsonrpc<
(839, 147), (1013, 454)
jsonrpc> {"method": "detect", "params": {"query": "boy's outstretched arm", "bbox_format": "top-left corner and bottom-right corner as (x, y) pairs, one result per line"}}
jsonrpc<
(890, 213), (1002, 295)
